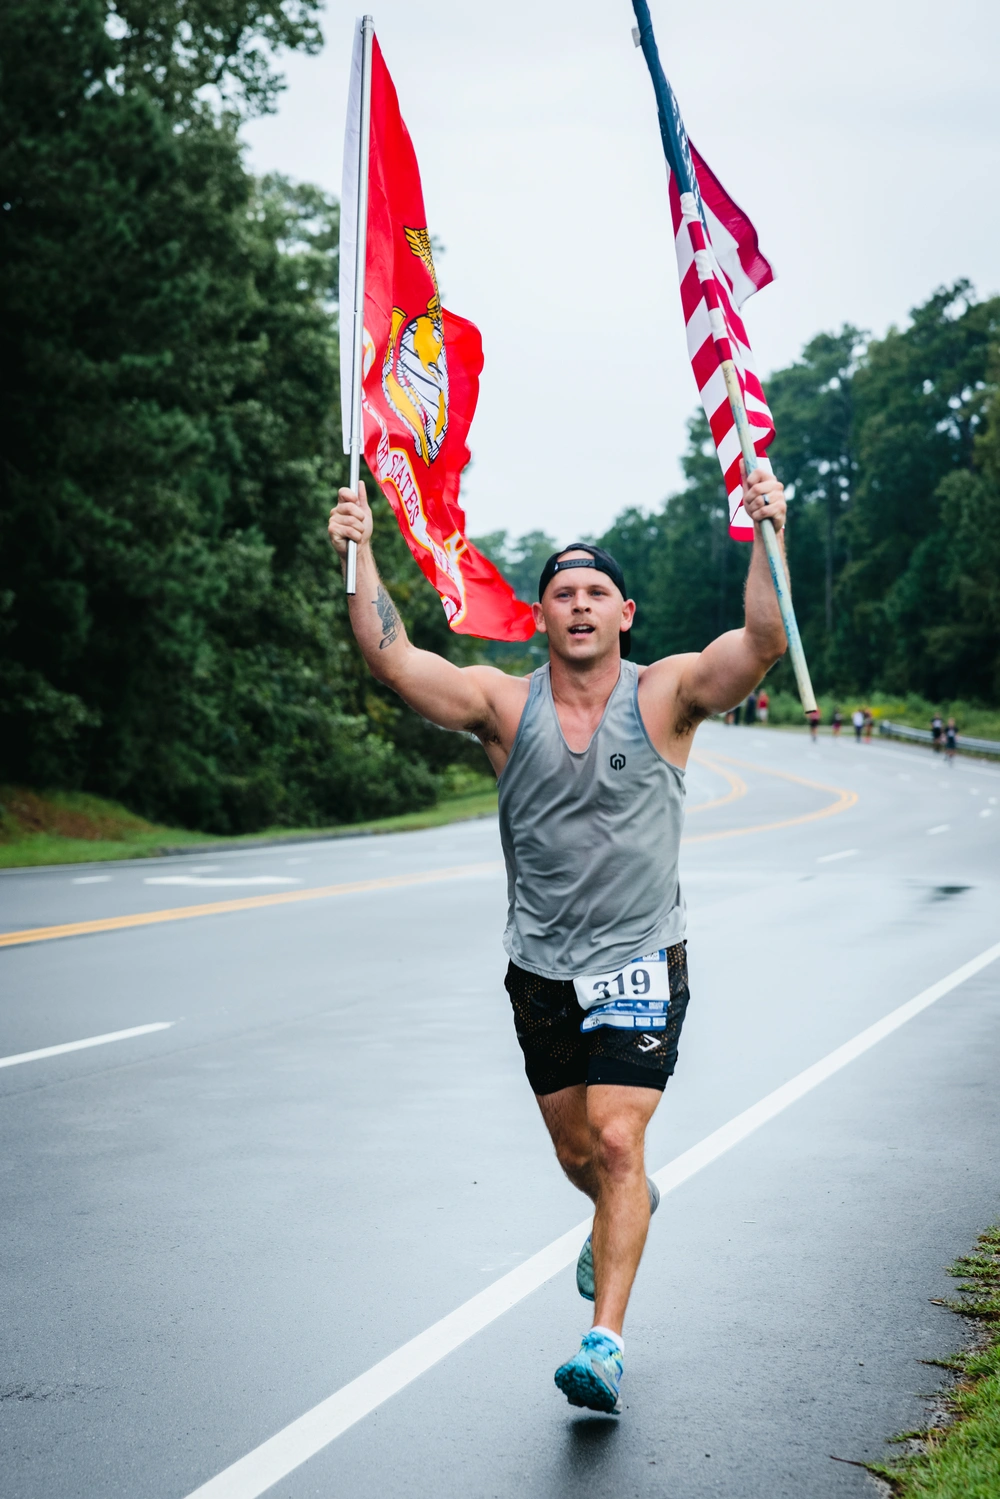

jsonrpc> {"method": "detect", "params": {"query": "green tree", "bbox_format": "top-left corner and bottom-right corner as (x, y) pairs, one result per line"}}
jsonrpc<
(470, 529), (551, 672)
(767, 327), (865, 670)
(497, 284), (1000, 709)
(833, 282), (1000, 694)
(0, 0), (479, 830)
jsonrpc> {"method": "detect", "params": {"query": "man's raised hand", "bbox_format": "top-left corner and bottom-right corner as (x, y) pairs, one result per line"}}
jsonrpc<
(328, 480), (373, 558)
(739, 460), (786, 532)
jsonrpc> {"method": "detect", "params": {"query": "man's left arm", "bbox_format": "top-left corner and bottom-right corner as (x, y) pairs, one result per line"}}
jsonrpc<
(676, 466), (789, 721)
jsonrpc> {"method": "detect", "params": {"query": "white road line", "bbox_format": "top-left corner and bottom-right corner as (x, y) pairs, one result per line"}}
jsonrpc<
(0, 1022), (174, 1070)
(72, 875), (112, 884)
(927, 825), (950, 835)
(143, 876), (301, 887)
(817, 849), (858, 863)
(183, 939), (1000, 1499)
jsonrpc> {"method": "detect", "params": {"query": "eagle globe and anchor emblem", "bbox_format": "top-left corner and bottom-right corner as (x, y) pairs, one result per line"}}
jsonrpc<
(382, 227), (450, 466)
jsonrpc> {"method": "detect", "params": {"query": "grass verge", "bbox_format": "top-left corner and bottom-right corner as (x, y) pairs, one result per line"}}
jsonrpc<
(0, 783), (499, 870)
(871, 1225), (1000, 1497)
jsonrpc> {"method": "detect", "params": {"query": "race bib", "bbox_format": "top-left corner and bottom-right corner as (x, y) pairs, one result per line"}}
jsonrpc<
(574, 949), (672, 1031)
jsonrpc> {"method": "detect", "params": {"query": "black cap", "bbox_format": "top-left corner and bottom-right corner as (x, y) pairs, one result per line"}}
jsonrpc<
(537, 543), (632, 658)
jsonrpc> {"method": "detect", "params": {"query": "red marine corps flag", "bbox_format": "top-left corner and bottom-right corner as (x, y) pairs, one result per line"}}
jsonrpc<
(340, 19), (534, 641)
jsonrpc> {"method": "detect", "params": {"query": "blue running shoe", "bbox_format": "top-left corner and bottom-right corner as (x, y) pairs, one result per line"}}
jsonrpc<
(554, 1330), (624, 1413)
(576, 1176), (660, 1301)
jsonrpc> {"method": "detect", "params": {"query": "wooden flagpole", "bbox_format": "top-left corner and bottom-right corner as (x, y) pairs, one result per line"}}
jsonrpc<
(345, 14), (375, 597)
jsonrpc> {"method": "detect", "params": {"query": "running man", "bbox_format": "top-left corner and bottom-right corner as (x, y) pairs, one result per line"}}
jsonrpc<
(327, 465), (789, 1415)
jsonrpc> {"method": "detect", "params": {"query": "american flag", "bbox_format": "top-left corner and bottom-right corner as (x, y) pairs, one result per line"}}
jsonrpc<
(632, 0), (775, 541)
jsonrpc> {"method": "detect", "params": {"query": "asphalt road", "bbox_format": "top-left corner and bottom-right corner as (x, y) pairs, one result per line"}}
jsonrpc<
(2, 722), (999, 1499)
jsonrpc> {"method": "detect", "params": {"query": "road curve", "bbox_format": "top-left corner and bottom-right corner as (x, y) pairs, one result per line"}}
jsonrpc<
(1, 721), (998, 1499)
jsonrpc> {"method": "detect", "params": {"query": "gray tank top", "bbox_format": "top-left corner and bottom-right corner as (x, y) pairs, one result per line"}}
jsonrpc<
(497, 660), (686, 980)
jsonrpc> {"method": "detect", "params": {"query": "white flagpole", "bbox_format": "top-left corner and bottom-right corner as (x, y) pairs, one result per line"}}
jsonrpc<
(345, 14), (374, 596)
(717, 359), (817, 713)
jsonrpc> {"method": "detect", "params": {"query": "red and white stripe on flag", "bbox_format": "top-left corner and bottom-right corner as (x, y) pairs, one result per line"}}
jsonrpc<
(670, 146), (775, 541)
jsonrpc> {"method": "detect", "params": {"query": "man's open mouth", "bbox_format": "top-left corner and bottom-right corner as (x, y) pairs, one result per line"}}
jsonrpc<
(568, 625), (595, 635)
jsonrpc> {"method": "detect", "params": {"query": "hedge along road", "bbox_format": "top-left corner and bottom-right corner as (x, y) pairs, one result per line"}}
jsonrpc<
(1, 721), (999, 1499)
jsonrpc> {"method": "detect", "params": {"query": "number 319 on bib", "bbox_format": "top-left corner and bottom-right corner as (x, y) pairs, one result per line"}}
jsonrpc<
(573, 949), (672, 1012)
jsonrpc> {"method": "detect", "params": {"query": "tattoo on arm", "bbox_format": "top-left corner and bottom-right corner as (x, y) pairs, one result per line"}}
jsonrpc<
(373, 583), (402, 650)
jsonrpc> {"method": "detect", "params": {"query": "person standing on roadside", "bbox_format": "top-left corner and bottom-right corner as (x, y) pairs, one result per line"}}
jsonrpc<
(852, 707), (864, 743)
(327, 463), (790, 1416)
(757, 687), (769, 724)
(831, 708), (843, 737)
(745, 690), (757, 726)
(931, 713), (944, 753)
(863, 709), (874, 742)
(945, 717), (958, 761)
(808, 707), (820, 743)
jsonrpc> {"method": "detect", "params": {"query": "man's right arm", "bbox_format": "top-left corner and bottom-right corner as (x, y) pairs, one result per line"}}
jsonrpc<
(328, 482), (505, 738)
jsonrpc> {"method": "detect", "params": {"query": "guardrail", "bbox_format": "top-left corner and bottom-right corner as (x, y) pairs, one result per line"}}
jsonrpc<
(879, 721), (1000, 758)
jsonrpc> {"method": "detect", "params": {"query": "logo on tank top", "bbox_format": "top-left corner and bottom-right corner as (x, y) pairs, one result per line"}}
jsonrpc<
(609, 753), (626, 771)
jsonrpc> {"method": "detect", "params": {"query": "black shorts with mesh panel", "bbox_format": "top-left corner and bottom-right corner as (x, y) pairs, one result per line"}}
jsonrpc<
(504, 942), (690, 1096)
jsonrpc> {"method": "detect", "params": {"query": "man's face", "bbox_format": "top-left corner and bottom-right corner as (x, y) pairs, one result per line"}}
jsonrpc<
(532, 551), (635, 665)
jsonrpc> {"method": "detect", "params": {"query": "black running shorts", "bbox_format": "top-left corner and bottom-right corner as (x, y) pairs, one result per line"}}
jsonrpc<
(504, 942), (691, 1096)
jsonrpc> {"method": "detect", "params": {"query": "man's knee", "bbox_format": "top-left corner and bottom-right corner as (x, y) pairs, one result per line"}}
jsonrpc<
(591, 1116), (644, 1181)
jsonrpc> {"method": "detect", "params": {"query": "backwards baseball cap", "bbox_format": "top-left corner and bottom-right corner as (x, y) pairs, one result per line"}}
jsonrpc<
(537, 543), (632, 659)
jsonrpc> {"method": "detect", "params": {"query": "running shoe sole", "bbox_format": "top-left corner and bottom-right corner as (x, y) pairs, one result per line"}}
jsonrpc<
(553, 1355), (622, 1414)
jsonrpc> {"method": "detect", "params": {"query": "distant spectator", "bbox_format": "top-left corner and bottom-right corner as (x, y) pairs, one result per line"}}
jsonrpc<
(831, 708), (843, 737)
(733, 701), (743, 725)
(757, 688), (769, 724)
(725, 708), (735, 725)
(852, 708), (864, 742)
(931, 714), (944, 752)
(745, 691), (757, 726)
(863, 709), (874, 742)
(945, 717), (958, 761)
(808, 707), (821, 743)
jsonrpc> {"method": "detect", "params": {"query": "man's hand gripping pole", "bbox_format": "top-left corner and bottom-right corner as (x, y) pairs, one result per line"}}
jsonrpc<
(721, 361), (817, 715)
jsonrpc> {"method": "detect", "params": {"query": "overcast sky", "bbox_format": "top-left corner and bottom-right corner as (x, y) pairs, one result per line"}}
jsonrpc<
(243, 0), (1000, 543)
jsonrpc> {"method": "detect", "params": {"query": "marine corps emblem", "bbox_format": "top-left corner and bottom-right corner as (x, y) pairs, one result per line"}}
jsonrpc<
(382, 227), (449, 466)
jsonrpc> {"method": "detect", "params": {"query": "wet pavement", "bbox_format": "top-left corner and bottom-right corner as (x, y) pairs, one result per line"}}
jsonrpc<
(2, 723), (999, 1498)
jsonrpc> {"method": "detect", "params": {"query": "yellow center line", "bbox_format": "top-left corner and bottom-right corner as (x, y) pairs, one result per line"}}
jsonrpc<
(686, 753), (748, 813)
(683, 750), (858, 844)
(1, 753), (858, 952)
(0, 862), (504, 952)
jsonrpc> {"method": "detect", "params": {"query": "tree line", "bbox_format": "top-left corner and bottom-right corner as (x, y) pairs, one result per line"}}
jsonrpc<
(3, 1), (997, 836)
(479, 286), (1000, 707)
(1, 0), (482, 834)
